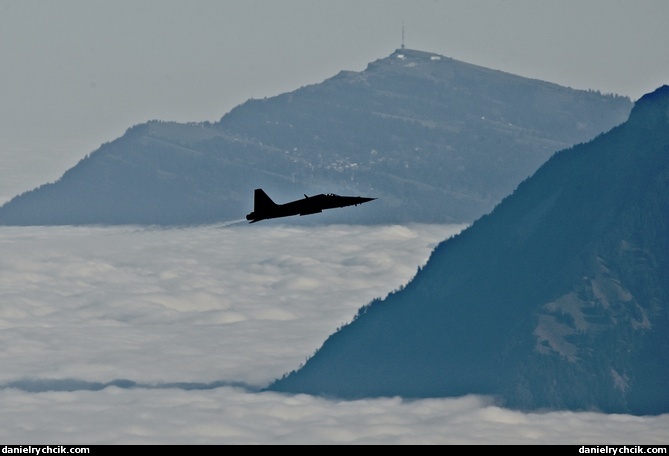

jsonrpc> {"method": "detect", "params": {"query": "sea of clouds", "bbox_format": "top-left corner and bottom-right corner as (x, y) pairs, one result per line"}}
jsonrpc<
(0, 223), (667, 444)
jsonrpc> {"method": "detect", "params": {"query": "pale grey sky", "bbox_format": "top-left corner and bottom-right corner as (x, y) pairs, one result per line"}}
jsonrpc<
(1, 0), (668, 202)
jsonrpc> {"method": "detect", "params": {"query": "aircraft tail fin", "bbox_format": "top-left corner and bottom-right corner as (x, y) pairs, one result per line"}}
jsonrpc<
(253, 188), (277, 212)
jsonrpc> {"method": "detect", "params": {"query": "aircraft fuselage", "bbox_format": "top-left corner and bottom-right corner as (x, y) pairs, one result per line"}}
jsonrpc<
(246, 189), (376, 223)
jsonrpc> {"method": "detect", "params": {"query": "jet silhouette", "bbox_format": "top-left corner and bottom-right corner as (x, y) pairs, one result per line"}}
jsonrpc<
(246, 188), (376, 223)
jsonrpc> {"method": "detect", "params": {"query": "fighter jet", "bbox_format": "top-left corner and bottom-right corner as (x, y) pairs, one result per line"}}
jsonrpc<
(246, 188), (376, 223)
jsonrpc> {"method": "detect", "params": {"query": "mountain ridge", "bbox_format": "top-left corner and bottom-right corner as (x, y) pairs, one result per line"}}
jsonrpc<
(266, 85), (669, 415)
(0, 48), (632, 226)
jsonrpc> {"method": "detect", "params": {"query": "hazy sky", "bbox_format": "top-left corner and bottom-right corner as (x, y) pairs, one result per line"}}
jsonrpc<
(1, 0), (668, 202)
(1, 223), (667, 444)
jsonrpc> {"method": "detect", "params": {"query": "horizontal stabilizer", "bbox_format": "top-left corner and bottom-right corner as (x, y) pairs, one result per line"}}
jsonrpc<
(300, 209), (323, 216)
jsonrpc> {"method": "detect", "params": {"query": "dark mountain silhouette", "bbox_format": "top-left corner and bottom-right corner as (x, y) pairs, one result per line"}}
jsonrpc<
(266, 86), (669, 416)
(0, 49), (631, 226)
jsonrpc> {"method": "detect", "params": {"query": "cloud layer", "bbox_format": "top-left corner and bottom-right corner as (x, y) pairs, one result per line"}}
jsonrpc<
(0, 223), (667, 444)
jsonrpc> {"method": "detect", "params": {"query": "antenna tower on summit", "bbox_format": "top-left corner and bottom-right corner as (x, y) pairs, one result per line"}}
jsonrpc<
(401, 22), (405, 49)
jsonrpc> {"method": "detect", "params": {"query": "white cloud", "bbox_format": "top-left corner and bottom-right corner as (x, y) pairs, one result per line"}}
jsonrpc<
(0, 223), (666, 444)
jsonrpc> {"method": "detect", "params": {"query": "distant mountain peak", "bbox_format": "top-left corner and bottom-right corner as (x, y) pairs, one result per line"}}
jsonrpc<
(0, 49), (632, 227)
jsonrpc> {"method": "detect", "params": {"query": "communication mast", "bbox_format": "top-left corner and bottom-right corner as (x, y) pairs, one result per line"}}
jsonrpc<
(401, 22), (405, 49)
